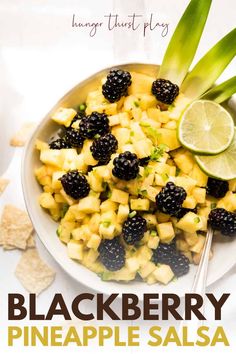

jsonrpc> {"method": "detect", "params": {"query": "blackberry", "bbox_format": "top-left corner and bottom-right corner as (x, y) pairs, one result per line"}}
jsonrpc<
(207, 178), (229, 199)
(208, 208), (236, 236)
(98, 237), (125, 271)
(156, 182), (187, 216)
(122, 215), (147, 245)
(49, 138), (71, 149)
(112, 151), (139, 180)
(79, 112), (110, 139)
(139, 157), (150, 166)
(176, 207), (197, 219)
(60, 170), (90, 200)
(152, 243), (190, 277)
(152, 79), (179, 105)
(102, 69), (132, 103)
(90, 133), (118, 163)
(64, 128), (84, 148)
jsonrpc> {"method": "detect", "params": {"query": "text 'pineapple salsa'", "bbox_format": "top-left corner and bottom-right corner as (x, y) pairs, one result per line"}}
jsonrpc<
(35, 70), (236, 285)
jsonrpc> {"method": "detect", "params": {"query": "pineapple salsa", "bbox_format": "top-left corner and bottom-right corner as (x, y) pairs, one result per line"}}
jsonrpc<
(35, 70), (236, 285)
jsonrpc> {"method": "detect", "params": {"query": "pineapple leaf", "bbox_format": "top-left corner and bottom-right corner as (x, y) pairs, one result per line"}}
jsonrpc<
(182, 28), (236, 99)
(158, 0), (212, 86)
(201, 76), (236, 103)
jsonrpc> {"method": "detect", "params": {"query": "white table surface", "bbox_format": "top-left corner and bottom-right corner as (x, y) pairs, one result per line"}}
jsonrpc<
(0, 1), (236, 353)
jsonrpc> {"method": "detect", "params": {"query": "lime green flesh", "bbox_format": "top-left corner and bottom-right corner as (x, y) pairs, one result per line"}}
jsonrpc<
(195, 129), (236, 180)
(178, 100), (234, 155)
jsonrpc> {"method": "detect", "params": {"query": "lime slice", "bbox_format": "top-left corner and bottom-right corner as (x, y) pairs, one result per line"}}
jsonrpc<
(178, 100), (234, 154)
(195, 129), (236, 180)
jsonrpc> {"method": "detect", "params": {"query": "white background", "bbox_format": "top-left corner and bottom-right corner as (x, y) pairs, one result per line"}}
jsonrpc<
(0, 0), (236, 353)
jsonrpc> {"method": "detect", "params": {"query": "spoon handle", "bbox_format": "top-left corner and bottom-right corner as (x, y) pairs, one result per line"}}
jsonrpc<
(178, 227), (213, 334)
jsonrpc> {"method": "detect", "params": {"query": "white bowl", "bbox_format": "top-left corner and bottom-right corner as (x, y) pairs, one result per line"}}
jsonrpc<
(22, 63), (236, 298)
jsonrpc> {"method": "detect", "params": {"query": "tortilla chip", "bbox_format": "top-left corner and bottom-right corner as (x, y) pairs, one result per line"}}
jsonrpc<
(10, 123), (35, 147)
(0, 205), (34, 250)
(0, 178), (9, 194)
(15, 248), (55, 295)
(27, 234), (36, 248)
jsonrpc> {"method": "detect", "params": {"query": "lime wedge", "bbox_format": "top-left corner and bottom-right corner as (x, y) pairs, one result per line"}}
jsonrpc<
(178, 100), (234, 155)
(195, 129), (236, 180)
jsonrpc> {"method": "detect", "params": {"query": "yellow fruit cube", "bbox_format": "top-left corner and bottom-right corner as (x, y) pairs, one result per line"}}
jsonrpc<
(133, 138), (153, 158)
(126, 258), (140, 272)
(117, 204), (130, 223)
(173, 150), (195, 174)
(192, 187), (206, 204)
(128, 72), (155, 94)
(51, 107), (77, 127)
(52, 171), (65, 190)
(182, 196), (197, 209)
(176, 212), (203, 233)
(40, 149), (62, 168)
(147, 236), (160, 249)
(67, 240), (84, 260)
(157, 129), (181, 150)
(77, 196), (100, 213)
(99, 223), (116, 239)
(130, 198), (150, 211)
(189, 164), (208, 187)
(153, 265), (174, 284)
(39, 192), (58, 209)
(139, 261), (156, 278)
(87, 234), (101, 250)
(190, 235), (206, 253)
(156, 222), (175, 243)
(110, 189), (129, 204)
(184, 232), (199, 246)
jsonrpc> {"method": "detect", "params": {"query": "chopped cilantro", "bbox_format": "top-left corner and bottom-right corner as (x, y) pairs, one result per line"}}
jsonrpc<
(161, 173), (169, 182)
(194, 217), (201, 224)
(60, 204), (69, 218)
(211, 203), (217, 210)
(102, 220), (111, 228)
(140, 121), (150, 127)
(134, 101), (140, 107)
(79, 103), (86, 111)
(176, 167), (181, 176)
(94, 134), (101, 139)
(150, 230), (157, 237)
(130, 131), (134, 137)
(150, 144), (168, 161)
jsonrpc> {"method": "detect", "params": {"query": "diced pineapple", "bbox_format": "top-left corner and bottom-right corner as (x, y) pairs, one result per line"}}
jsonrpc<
(139, 261), (156, 278)
(112, 127), (130, 147)
(61, 149), (79, 171)
(162, 120), (177, 130)
(189, 164), (208, 187)
(130, 198), (150, 211)
(153, 265), (174, 284)
(182, 196), (197, 209)
(147, 108), (168, 123)
(229, 179), (236, 192)
(81, 140), (97, 166)
(192, 187), (206, 204)
(133, 138), (153, 158)
(176, 239), (189, 252)
(157, 129), (181, 150)
(77, 196), (100, 213)
(156, 222), (175, 243)
(130, 122), (146, 140)
(58, 221), (76, 243)
(156, 213), (170, 223)
(72, 225), (91, 241)
(87, 171), (104, 192)
(39, 192), (58, 209)
(123, 95), (139, 112)
(217, 191), (236, 211)
(147, 236), (160, 249)
(135, 94), (156, 110)
(184, 232), (199, 246)
(40, 149), (62, 168)
(67, 240), (84, 260)
(108, 113), (120, 126)
(35, 139), (49, 151)
(136, 245), (152, 266)
(110, 189), (129, 204)
(143, 214), (157, 227)
(126, 258), (140, 272)
(101, 211), (116, 224)
(173, 149), (195, 174)
(87, 234), (101, 250)
(120, 144), (136, 154)
(128, 72), (155, 94)
(84, 249), (99, 263)
(75, 154), (87, 173)
(176, 212), (203, 233)
(100, 200), (118, 213)
(52, 171), (65, 190)
(175, 176), (197, 193)
(51, 107), (77, 127)
(145, 186), (160, 202)
(60, 189), (76, 205)
(190, 235), (206, 253)
(54, 193), (67, 203)
(99, 223), (116, 239)
(117, 204), (130, 223)
(146, 274), (157, 285)
(118, 112), (131, 127)
(88, 213), (101, 233)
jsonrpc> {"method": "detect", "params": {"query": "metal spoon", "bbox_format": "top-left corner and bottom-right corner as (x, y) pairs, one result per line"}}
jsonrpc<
(178, 226), (214, 334)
